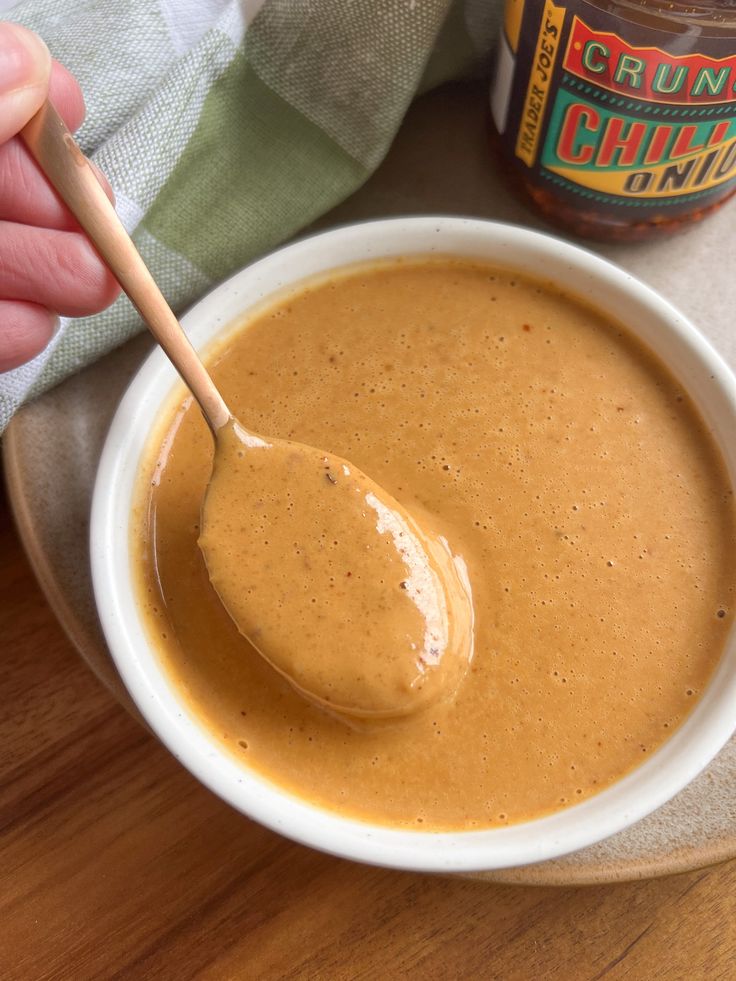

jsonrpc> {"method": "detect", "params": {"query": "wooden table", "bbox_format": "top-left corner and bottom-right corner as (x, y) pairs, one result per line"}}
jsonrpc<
(2, 480), (735, 979)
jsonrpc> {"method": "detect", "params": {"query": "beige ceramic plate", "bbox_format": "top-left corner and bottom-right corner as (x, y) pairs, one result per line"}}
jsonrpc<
(5, 82), (736, 885)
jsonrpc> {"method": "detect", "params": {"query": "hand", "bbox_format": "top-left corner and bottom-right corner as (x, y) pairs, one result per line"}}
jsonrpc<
(0, 22), (119, 373)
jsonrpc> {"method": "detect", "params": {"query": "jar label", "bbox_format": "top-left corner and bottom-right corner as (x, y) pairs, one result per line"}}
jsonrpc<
(493, 0), (736, 214)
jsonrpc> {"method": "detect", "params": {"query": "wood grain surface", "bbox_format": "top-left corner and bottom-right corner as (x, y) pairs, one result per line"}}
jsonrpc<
(2, 477), (736, 980)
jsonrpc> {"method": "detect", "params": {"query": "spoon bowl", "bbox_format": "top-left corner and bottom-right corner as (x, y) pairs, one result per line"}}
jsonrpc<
(200, 419), (474, 719)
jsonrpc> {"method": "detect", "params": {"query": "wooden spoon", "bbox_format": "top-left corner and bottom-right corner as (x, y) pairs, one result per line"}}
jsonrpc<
(22, 101), (474, 720)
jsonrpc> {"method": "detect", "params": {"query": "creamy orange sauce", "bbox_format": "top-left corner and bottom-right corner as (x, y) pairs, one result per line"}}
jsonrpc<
(199, 419), (474, 718)
(133, 258), (736, 831)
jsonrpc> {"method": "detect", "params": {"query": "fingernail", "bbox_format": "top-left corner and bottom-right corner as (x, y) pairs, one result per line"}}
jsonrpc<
(0, 22), (51, 92)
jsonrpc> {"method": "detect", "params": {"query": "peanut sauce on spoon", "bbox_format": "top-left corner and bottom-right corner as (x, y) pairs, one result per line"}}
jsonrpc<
(199, 420), (474, 719)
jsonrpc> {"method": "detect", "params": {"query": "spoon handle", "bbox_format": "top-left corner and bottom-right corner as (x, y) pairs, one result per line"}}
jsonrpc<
(21, 100), (231, 434)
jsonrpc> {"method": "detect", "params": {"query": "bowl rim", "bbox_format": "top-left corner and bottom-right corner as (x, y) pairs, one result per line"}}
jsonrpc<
(90, 216), (736, 873)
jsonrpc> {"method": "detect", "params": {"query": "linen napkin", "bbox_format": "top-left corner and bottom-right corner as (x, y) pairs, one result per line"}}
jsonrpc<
(0, 0), (501, 431)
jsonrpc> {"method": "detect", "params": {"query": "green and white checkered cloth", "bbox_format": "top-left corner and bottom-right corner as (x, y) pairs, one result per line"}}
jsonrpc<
(0, 0), (501, 431)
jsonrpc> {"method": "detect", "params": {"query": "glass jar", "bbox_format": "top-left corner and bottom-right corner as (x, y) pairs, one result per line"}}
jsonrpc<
(490, 0), (736, 239)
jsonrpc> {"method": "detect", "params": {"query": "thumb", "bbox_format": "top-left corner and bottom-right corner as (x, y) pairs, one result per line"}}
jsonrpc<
(0, 22), (51, 144)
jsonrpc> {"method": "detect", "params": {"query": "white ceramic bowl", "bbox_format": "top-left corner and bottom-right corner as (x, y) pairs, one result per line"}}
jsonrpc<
(91, 217), (736, 873)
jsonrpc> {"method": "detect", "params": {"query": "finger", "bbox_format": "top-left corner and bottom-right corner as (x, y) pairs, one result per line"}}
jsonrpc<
(0, 299), (55, 373)
(0, 61), (113, 229)
(48, 59), (85, 132)
(0, 221), (120, 317)
(0, 23), (51, 144)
